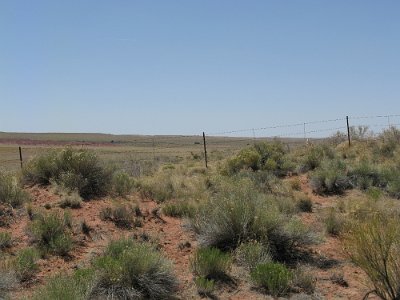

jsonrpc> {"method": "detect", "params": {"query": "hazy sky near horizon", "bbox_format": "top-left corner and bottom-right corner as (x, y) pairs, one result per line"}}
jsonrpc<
(1, 1), (400, 136)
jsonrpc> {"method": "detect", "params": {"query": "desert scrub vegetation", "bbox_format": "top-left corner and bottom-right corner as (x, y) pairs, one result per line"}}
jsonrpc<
(100, 203), (141, 229)
(162, 201), (196, 218)
(344, 213), (400, 300)
(137, 165), (209, 203)
(22, 148), (113, 199)
(222, 141), (295, 176)
(192, 177), (315, 261)
(58, 191), (82, 209)
(29, 211), (73, 256)
(250, 262), (293, 296)
(190, 247), (232, 279)
(310, 158), (351, 195)
(0, 232), (12, 250)
(234, 240), (271, 271)
(0, 171), (30, 208)
(92, 238), (178, 299)
(15, 247), (39, 281)
(111, 170), (135, 197)
(31, 269), (97, 300)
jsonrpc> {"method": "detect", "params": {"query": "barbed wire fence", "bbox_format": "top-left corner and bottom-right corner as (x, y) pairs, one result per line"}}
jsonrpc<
(1, 114), (399, 172)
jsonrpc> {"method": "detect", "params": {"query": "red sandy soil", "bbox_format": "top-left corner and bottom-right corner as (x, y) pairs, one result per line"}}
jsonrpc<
(1, 176), (378, 299)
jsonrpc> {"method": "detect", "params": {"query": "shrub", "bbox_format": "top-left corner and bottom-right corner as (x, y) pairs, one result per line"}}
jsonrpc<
(289, 178), (301, 191)
(235, 241), (271, 270)
(100, 204), (138, 229)
(138, 171), (175, 202)
(15, 247), (39, 281)
(292, 265), (316, 294)
(310, 159), (350, 195)
(223, 142), (293, 176)
(0, 232), (12, 250)
(324, 208), (345, 236)
(344, 214), (400, 300)
(348, 160), (383, 190)
(194, 276), (215, 296)
(190, 247), (231, 279)
(0, 171), (30, 208)
(30, 211), (73, 256)
(112, 171), (135, 197)
(296, 197), (313, 213)
(59, 192), (82, 209)
(0, 269), (17, 299)
(93, 238), (178, 299)
(250, 262), (292, 296)
(298, 144), (335, 173)
(23, 148), (113, 199)
(162, 202), (196, 218)
(193, 178), (315, 260)
(31, 269), (96, 300)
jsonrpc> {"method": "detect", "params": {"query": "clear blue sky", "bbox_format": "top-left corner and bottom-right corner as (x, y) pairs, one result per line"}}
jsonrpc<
(1, 1), (399, 136)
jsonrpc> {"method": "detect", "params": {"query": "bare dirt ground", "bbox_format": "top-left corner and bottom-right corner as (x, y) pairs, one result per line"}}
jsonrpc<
(1, 175), (376, 299)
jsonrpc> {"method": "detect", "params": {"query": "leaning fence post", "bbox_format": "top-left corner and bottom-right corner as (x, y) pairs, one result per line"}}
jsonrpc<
(202, 132), (208, 169)
(346, 116), (351, 147)
(19, 146), (23, 169)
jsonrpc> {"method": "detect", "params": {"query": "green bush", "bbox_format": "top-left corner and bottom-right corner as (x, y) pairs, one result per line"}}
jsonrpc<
(298, 144), (335, 173)
(100, 204), (139, 229)
(0, 172), (30, 208)
(112, 171), (135, 197)
(31, 269), (96, 300)
(0, 269), (17, 299)
(250, 262), (292, 296)
(223, 142), (294, 176)
(190, 247), (231, 279)
(194, 276), (215, 296)
(348, 160), (383, 190)
(162, 202), (196, 218)
(15, 247), (39, 281)
(235, 241), (271, 270)
(344, 214), (400, 300)
(0, 232), (12, 249)
(23, 148), (112, 199)
(138, 171), (175, 202)
(296, 197), (313, 213)
(192, 178), (315, 260)
(93, 238), (178, 299)
(59, 192), (82, 209)
(310, 159), (350, 195)
(30, 211), (73, 256)
(324, 208), (345, 236)
(292, 266), (316, 294)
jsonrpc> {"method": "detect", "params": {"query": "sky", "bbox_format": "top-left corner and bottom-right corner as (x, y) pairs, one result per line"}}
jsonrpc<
(1, 1), (400, 136)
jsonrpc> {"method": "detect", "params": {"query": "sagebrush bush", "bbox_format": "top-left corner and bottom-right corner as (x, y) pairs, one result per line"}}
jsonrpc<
(344, 215), (400, 300)
(296, 197), (313, 213)
(31, 269), (96, 300)
(0, 232), (12, 249)
(30, 211), (73, 256)
(298, 144), (335, 173)
(348, 160), (383, 191)
(194, 276), (215, 296)
(235, 241), (271, 271)
(162, 201), (196, 218)
(190, 247), (231, 279)
(223, 142), (294, 176)
(23, 148), (112, 199)
(59, 192), (82, 209)
(292, 265), (316, 294)
(310, 159), (350, 195)
(0, 268), (17, 299)
(250, 262), (292, 296)
(100, 203), (139, 229)
(324, 208), (345, 236)
(192, 178), (315, 260)
(93, 238), (178, 299)
(112, 171), (135, 197)
(138, 171), (175, 202)
(0, 171), (30, 208)
(15, 247), (39, 281)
